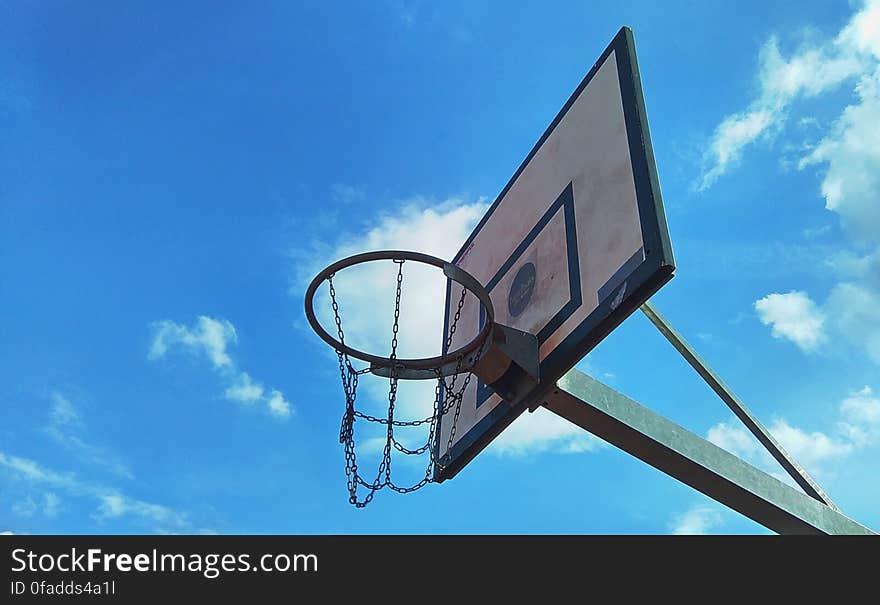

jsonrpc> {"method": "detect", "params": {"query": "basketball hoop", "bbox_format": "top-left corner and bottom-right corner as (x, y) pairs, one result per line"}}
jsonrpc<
(304, 250), (498, 507)
(304, 250), (496, 379)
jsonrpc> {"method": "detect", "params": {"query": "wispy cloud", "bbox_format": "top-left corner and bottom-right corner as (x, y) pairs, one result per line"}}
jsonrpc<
(698, 0), (878, 190)
(13, 493), (61, 519)
(706, 384), (879, 479)
(0, 451), (188, 531)
(827, 280), (880, 365)
(50, 392), (81, 427)
(43, 493), (61, 518)
(331, 183), (366, 204)
(94, 493), (184, 526)
(45, 391), (133, 480)
(724, 2), (880, 363)
(700, 109), (776, 190)
(149, 316), (292, 419)
(489, 408), (605, 457)
(802, 224), (832, 239)
(2, 390), (199, 531)
(0, 451), (80, 487)
(799, 65), (880, 242)
(709, 418), (852, 477)
(12, 496), (37, 518)
(669, 505), (725, 535)
(839, 385), (880, 446)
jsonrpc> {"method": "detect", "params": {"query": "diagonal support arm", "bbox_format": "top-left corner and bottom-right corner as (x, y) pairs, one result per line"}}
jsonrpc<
(639, 301), (837, 510)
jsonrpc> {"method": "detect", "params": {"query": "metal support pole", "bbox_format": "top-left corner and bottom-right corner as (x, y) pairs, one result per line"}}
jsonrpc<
(543, 370), (873, 535)
(639, 301), (837, 510)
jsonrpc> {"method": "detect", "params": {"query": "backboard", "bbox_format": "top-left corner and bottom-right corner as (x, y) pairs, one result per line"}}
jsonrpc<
(435, 27), (674, 481)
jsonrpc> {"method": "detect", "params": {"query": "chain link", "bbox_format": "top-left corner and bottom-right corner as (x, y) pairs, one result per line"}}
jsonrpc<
(327, 260), (485, 507)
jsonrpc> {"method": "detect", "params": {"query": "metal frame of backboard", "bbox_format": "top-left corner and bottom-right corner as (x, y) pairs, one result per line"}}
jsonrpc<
(435, 26), (674, 481)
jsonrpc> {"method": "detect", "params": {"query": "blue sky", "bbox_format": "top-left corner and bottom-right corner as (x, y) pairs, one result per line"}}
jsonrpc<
(2, 1), (879, 534)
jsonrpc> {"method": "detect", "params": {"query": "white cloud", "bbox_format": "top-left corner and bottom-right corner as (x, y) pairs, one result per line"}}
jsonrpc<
(304, 198), (488, 420)
(700, 109), (775, 190)
(149, 316), (292, 420)
(302, 195), (610, 458)
(0, 451), (188, 530)
(334, 198), (488, 260)
(802, 224), (832, 239)
(45, 391), (133, 480)
(799, 66), (880, 242)
(698, 1), (877, 189)
(754, 290), (826, 352)
(302, 197), (604, 457)
(13, 492), (63, 519)
(46, 429), (134, 480)
(708, 418), (852, 477)
(0, 531), (14, 535)
(224, 372), (264, 405)
(43, 492), (61, 518)
(826, 282), (880, 363)
(95, 493), (183, 526)
(3, 391), (201, 530)
(0, 451), (76, 486)
(669, 506), (724, 535)
(50, 392), (81, 427)
(827, 248), (880, 290)
(706, 420), (762, 459)
(837, 0), (880, 59)
(12, 496), (36, 518)
(758, 36), (862, 100)
(149, 316), (237, 369)
(841, 386), (880, 425)
(756, 267), (880, 366)
(720, 3), (880, 365)
(358, 436), (391, 457)
(314, 199), (489, 361)
(706, 383), (878, 479)
(266, 390), (291, 418)
(765, 419), (853, 469)
(839, 385), (880, 446)
(489, 408), (604, 457)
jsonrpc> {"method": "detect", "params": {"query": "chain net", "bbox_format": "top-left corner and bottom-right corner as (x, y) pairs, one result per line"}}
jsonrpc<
(328, 258), (484, 507)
